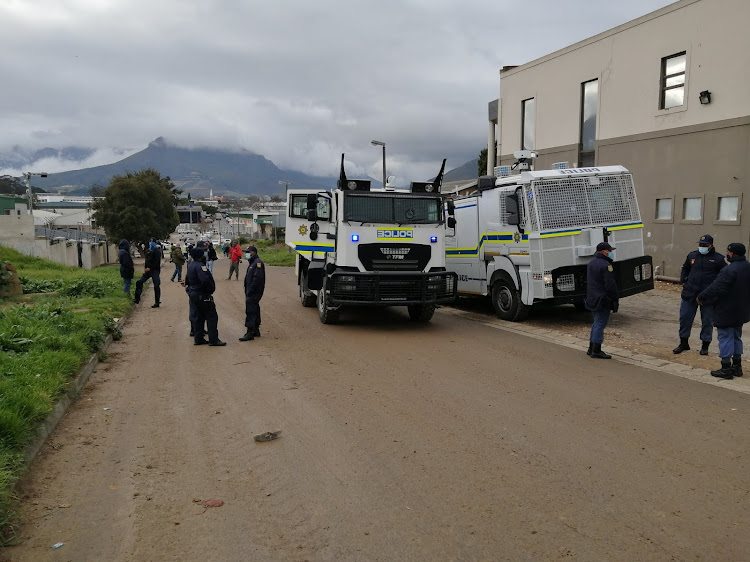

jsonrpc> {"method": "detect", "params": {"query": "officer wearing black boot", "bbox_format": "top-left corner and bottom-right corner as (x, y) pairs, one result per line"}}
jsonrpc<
(697, 242), (750, 380)
(239, 245), (265, 342)
(134, 238), (162, 307)
(585, 242), (619, 359)
(673, 234), (725, 355)
(185, 247), (226, 347)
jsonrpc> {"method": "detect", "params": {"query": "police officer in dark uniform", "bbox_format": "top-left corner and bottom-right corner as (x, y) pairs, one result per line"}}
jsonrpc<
(585, 242), (619, 359)
(239, 245), (266, 341)
(184, 247), (226, 346)
(673, 234), (726, 355)
(698, 242), (750, 379)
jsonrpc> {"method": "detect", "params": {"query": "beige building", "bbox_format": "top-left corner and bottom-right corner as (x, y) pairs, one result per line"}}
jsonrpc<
(488, 0), (749, 278)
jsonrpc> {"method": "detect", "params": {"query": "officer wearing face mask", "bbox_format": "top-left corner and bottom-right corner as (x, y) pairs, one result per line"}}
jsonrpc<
(673, 234), (726, 355)
(239, 245), (265, 341)
(585, 242), (619, 359)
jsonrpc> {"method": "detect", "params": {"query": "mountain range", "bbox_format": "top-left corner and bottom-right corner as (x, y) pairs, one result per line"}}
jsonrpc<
(2, 138), (479, 197)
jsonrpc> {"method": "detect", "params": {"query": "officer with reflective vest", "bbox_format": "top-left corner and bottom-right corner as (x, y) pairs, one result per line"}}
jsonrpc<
(184, 247), (226, 346)
(585, 242), (619, 359)
(239, 245), (266, 341)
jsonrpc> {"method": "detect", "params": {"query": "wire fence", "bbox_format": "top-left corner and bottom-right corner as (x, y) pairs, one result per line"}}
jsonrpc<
(35, 226), (108, 243)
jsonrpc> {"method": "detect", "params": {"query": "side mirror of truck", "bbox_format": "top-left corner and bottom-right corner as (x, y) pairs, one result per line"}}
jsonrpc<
(306, 209), (317, 221)
(506, 194), (520, 226)
(447, 217), (456, 229)
(446, 200), (455, 215)
(306, 193), (317, 210)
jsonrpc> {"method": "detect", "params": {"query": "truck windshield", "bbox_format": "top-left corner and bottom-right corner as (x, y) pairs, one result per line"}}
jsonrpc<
(344, 193), (442, 224)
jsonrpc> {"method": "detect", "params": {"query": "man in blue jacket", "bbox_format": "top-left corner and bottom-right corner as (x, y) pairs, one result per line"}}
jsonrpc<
(697, 243), (750, 380)
(585, 242), (619, 359)
(673, 234), (726, 355)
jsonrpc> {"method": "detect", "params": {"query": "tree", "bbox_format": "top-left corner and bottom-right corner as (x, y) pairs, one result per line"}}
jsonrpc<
(89, 184), (106, 198)
(93, 168), (180, 248)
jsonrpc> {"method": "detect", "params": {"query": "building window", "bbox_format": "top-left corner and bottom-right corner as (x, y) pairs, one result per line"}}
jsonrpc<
(521, 98), (535, 150)
(717, 196), (739, 221)
(660, 52), (686, 109)
(682, 197), (702, 221)
(656, 198), (672, 220)
(579, 79), (598, 167)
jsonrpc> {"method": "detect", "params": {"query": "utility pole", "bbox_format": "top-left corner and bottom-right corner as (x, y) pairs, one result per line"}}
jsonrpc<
(23, 171), (48, 217)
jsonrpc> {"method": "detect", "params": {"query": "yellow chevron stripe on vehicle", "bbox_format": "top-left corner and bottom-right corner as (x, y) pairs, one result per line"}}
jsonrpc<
(446, 232), (529, 257)
(607, 222), (644, 231)
(292, 242), (335, 256)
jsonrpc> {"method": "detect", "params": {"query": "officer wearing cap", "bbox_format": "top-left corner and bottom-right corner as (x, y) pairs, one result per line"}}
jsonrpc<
(585, 242), (619, 359)
(184, 246), (226, 346)
(697, 242), (750, 380)
(239, 245), (266, 341)
(673, 234), (726, 355)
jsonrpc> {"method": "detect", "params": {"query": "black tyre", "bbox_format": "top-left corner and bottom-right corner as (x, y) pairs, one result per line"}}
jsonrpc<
(491, 274), (529, 322)
(407, 303), (436, 322)
(299, 271), (316, 307)
(317, 280), (340, 324)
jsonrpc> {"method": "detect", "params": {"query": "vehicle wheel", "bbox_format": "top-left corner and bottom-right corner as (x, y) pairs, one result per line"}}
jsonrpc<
(317, 280), (339, 324)
(407, 303), (436, 322)
(491, 274), (529, 322)
(299, 271), (316, 307)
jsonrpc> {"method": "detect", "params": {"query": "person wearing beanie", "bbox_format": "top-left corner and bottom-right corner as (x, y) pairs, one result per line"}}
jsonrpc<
(134, 238), (163, 307)
(118, 239), (135, 295)
(673, 234), (725, 355)
(184, 245), (226, 346)
(697, 243), (750, 380)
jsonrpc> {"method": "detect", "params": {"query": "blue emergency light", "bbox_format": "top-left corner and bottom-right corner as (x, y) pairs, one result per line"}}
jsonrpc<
(430, 236), (438, 243)
(351, 234), (359, 242)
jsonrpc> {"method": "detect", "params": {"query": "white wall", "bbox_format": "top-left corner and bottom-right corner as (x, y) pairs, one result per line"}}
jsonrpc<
(498, 0), (750, 152)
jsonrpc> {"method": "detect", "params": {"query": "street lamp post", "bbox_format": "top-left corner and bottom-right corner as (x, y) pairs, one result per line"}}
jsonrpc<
(23, 171), (48, 217)
(370, 140), (386, 189)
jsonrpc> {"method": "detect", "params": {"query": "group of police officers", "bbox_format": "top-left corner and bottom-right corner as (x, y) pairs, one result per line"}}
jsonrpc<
(125, 232), (748, 380)
(586, 235), (750, 381)
(179, 239), (266, 347)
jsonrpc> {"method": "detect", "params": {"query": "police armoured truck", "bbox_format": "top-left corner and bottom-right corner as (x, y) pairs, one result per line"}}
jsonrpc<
(445, 151), (654, 321)
(285, 154), (458, 324)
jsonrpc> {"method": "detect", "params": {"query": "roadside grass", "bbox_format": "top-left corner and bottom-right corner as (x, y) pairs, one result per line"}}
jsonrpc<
(235, 238), (295, 267)
(0, 245), (131, 544)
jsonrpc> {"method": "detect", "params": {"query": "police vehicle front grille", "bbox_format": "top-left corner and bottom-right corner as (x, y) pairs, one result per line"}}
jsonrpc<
(370, 259), (421, 271)
(358, 244), (431, 272)
(329, 272), (457, 304)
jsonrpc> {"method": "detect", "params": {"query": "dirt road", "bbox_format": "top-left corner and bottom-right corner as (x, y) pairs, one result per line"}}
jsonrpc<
(4, 267), (750, 561)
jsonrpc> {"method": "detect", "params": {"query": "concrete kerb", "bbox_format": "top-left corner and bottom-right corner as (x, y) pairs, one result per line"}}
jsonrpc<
(20, 303), (135, 470)
(440, 307), (750, 396)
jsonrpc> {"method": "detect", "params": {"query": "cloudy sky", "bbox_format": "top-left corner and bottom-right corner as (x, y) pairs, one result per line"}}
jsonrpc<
(1, 0), (674, 183)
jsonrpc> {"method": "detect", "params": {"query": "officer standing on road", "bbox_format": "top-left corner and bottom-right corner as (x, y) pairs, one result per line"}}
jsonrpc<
(673, 234), (726, 355)
(585, 242), (619, 359)
(239, 245), (266, 341)
(184, 247), (226, 347)
(134, 238), (162, 308)
(697, 242), (750, 380)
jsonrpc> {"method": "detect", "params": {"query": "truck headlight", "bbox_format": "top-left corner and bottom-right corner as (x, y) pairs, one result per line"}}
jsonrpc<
(339, 275), (356, 291)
